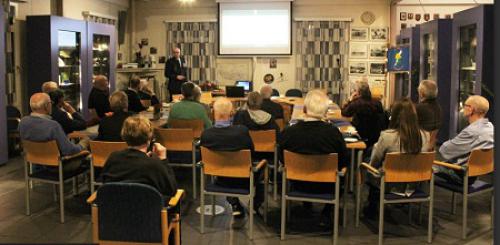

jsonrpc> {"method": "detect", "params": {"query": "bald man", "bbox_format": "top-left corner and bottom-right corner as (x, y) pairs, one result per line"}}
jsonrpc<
(165, 47), (187, 101)
(88, 75), (111, 119)
(41, 81), (58, 93)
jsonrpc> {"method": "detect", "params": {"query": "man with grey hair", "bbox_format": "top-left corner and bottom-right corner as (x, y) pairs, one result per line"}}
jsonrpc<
(260, 85), (283, 119)
(41, 81), (58, 93)
(416, 80), (442, 132)
(233, 91), (280, 135)
(20, 93), (88, 158)
(280, 89), (347, 226)
(435, 95), (494, 184)
(97, 91), (133, 142)
(88, 75), (111, 121)
(165, 47), (188, 101)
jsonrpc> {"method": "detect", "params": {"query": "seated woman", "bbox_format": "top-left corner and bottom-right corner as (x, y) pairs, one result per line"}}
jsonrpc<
(364, 98), (431, 218)
(101, 115), (178, 200)
(233, 91), (280, 136)
(97, 91), (133, 142)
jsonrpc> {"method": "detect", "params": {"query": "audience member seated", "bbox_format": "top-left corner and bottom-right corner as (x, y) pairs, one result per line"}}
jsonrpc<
(260, 85), (284, 119)
(200, 97), (262, 221)
(193, 84), (212, 117)
(138, 79), (161, 109)
(48, 89), (87, 134)
(124, 77), (147, 113)
(101, 115), (178, 201)
(435, 95), (494, 185)
(341, 80), (386, 149)
(364, 98), (431, 219)
(416, 80), (441, 149)
(233, 91), (280, 136)
(97, 91), (133, 142)
(19, 93), (89, 172)
(168, 82), (212, 129)
(88, 75), (111, 121)
(279, 90), (348, 225)
(41, 81), (58, 93)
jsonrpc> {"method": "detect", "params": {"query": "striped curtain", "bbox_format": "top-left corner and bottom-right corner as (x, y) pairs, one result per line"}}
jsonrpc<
(165, 22), (217, 84)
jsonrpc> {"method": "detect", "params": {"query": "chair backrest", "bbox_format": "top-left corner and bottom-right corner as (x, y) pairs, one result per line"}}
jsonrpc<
(285, 89), (303, 98)
(200, 91), (213, 105)
(383, 152), (435, 183)
(275, 118), (285, 132)
(155, 128), (194, 152)
(89, 141), (128, 168)
(22, 140), (60, 166)
(272, 89), (280, 97)
(280, 103), (292, 124)
(200, 147), (251, 178)
(284, 150), (338, 183)
(249, 130), (276, 153)
(94, 183), (164, 243)
(172, 94), (183, 102)
(140, 99), (152, 108)
(169, 119), (204, 138)
(468, 148), (494, 177)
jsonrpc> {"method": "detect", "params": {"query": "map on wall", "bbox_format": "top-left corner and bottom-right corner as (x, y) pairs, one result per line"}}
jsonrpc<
(215, 59), (252, 86)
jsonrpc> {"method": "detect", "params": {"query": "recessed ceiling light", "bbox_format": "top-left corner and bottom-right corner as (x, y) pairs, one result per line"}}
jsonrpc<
(179, 0), (195, 3)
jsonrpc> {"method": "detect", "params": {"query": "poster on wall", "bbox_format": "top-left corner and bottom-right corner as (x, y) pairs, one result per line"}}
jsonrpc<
(369, 62), (386, 75)
(350, 43), (368, 58)
(370, 27), (387, 41)
(349, 61), (367, 75)
(350, 27), (368, 41)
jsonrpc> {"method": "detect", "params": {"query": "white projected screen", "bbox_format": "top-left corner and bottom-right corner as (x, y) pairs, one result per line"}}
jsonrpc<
(219, 2), (291, 55)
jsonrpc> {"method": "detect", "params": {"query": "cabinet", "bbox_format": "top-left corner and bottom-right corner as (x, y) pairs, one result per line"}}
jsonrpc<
(450, 5), (493, 137)
(419, 19), (452, 143)
(395, 26), (420, 102)
(0, 4), (7, 164)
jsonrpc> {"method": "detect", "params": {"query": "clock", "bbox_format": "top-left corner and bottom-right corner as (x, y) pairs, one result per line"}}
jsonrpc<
(361, 11), (376, 25)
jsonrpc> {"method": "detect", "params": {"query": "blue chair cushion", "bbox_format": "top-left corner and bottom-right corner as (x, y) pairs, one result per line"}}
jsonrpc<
(287, 181), (337, 200)
(287, 189), (336, 200)
(435, 176), (493, 194)
(205, 182), (250, 195)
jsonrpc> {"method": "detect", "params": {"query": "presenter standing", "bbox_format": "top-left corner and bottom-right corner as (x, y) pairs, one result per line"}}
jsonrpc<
(165, 47), (188, 101)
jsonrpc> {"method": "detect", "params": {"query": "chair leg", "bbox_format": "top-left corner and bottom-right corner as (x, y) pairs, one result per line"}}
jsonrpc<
(334, 177), (340, 245)
(273, 152), (278, 201)
(90, 165), (95, 194)
(349, 149), (355, 192)
(59, 181), (65, 223)
(24, 162), (31, 216)
(200, 176), (205, 234)
(462, 193), (468, 239)
(211, 196), (215, 216)
(491, 195), (494, 229)
(343, 176), (348, 228)
(356, 170), (361, 227)
(249, 193), (254, 240)
(53, 184), (58, 202)
(280, 173), (286, 240)
(451, 192), (457, 215)
(428, 201), (434, 243)
(264, 166), (269, 223)
(378, 181), (385, 245)
(192, 152), (197, 199)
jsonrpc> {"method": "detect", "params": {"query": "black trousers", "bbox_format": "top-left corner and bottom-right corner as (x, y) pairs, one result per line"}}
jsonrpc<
(215, 169), (264, 209)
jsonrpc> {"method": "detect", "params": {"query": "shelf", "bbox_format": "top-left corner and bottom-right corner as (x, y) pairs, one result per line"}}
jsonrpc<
(59, 83), (79, 87)
(460, 66), (476, 71)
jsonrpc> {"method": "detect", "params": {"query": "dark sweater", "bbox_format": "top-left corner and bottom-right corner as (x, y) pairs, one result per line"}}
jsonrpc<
(50, 106), (87, 134)
(124, 89), (147, 113)
(97, 111), (133, 142)
(88, 87), (111, 118)
(200, 125), (254, 152)
(261, 99), (284, 119)
(102, 148), (178, 198)
(233, 110), (280, 138)
(341, 97), (385, 147)
(279, 120), (348, 169)
(416, 98), (442, 132)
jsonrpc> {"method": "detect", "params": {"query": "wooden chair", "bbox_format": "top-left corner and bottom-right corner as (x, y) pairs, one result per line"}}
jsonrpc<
(155, 128), (198, 199)
(275, 118), (285, 132)
(428, 130), (439, 151)
(358, 152), (435, 245)
(141, 99), (152, 108)
(22, 140), (90, 223)
(87, 183), (184, 245)
(285, 89), (303, 98)
(434, 148), (494, 239)
(280, 103), (292, 125)
(172, 94), (183, 102)
(89, 141), (128, 193)
(168, 119), (204, 139)
(199, 147), (268, 239)
(280, 151), (347, 245)
(249, 130), (279, 201)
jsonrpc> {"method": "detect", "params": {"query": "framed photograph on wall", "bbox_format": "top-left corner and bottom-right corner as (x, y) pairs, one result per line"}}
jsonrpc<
(370, 27), (388, 41)
(350, 27), (368, 41)
(369, 44), (387, 59)
(349, 61), (367, 75)
(349, 42), (368, 58)
(369, 62), (386, 75)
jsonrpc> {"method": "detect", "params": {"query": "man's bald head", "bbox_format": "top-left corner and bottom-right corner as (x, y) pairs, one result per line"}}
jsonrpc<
(260, 85), (273, 99)
(30, 92), (52, 115)
(94, 75), (109, 91)
(172, 47), (181, 59)
(213, 97), (233, 122)
(41, 81), (58, 93)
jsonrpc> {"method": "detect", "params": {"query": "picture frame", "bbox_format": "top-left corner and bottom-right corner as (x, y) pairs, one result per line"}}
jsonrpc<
(370, 27), (387, 41)
(350, 27), (369, 41)
(369, 44), (387, 59)
(408, 13), (414, 20)
(369, 62), (387, 75)
(349, 61), (367, 75)
(349, 42), (368, 59)
(400, 12), (407, 21)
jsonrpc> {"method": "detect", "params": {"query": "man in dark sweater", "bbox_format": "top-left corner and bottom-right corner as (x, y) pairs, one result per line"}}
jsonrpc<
(102, 115), (178, 200)
(200, 97), (263, 221)
(124, 77), (147, 113)
(233, 91), (280, 136)
(260, 85), (284, 119)
(48, 89), (87, 135)
(280, 90), (348, 225)
(88, 75), (111, 121)
(416, 80), (442, 132)
(97, 91), (133, 142)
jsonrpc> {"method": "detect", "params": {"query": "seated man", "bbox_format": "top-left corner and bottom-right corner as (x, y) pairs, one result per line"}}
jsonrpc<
(97, 91), (133, 142)
(200, 97), (262, 220)
(101, 115), (178, 200)
(138, 79), (161, 109)
(260, 84), (284, 120)
(279, 90), (348, 225)
(41, 81), (58, 93)
(48, 89), (87, 134)
(124, 77), (147, 113)
(435, 95), (494, 184)
(233, 91), (280, 136)
(168, 82), (212, 129)
(88, 75), (111, 121)
(19, 93), (89, 172)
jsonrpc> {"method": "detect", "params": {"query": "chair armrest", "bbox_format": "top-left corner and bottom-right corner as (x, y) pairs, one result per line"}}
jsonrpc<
(339, 167), (347, 177)
(61, 150), (90, 161)
(193, 139), (201, 147)
(168, 189), (185, 207)
(253, 159), (267, 172)
(434, 160), (463, 171)
(360, 162), (381, 177)
(87, 192), (97, 204)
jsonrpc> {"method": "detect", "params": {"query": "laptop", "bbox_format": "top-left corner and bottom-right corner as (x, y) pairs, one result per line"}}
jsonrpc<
(235, 80), (253, 92)
(226, 86), (245, 98)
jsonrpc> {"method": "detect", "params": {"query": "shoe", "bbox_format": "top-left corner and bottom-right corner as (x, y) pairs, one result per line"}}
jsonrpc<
(231, 203), (245, 218)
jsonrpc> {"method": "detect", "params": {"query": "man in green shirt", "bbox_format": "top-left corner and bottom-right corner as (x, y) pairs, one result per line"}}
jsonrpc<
(168, 82), (212, 129)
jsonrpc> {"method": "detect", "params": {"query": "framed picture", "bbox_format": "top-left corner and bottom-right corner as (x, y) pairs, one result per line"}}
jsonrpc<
(400, 12), (407, 21)
(369, 62), (386, 75)
(424, 13), (430, 21)
(370, 27), (387, 41)
(401, 23), (407, 29)
(350, 27), (368, 41)
(415, 14), (422, 21)
(433, 14), (440, 20)
(369, 44), (387, 59)
(445, 14), (452, 19)
(349, 42), (368, 59)
(408, 13), (414, 20)
(349, 61), (367, 75)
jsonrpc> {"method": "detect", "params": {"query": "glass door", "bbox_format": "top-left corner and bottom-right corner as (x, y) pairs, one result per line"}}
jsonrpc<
(58, 30), (82, 110)
(457, 24), (477, 131)
(92, 34), (111, 78)
(422, 33), (435, 80)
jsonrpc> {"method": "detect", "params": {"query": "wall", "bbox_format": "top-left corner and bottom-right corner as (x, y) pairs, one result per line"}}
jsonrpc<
(133, 0), (391, 95)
